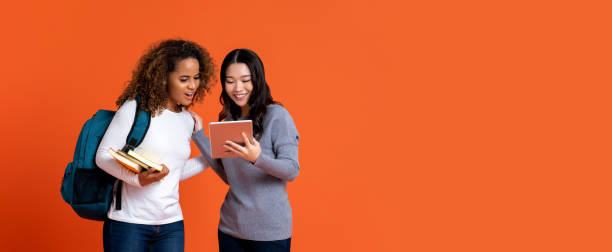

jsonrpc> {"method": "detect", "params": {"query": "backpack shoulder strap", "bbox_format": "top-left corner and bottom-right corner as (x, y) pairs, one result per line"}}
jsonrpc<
(116, 95), (151, 211)
(122, 95), (151, 152)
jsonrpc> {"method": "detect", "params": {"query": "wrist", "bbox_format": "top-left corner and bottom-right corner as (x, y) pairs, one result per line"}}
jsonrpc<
(250, 153), (261, 164)
(137, 173), (146, 186)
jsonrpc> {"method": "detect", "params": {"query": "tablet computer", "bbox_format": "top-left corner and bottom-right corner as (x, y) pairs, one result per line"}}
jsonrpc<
(209, 120), (253, 158)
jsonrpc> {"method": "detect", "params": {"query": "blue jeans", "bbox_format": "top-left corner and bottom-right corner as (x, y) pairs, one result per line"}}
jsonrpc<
(103, 219), (185, 252)
(218, 229), (291, 252)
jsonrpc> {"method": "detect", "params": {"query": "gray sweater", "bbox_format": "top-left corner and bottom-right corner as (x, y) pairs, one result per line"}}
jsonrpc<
(192, 105), (300, 241)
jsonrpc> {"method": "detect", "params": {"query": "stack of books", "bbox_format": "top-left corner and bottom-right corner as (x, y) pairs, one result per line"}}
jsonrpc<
(107, 147), (163, 173)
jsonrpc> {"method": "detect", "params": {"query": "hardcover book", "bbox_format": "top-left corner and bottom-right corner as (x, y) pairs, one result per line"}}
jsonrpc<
(107, 147), (163, 173)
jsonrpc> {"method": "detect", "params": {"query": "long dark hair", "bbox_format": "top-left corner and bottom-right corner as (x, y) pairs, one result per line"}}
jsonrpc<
(219, 48), (278, 139)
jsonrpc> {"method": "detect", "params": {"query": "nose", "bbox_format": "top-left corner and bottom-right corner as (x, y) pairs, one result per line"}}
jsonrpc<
(188, 79), (197, 90)
(235, 82), (244, 91)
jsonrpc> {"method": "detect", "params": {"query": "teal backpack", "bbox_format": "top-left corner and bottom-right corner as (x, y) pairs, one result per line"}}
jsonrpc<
(60, 97), (151, 221)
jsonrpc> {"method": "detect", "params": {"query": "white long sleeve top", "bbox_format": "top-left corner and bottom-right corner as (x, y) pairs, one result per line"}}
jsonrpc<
(95, 99), (207, 225)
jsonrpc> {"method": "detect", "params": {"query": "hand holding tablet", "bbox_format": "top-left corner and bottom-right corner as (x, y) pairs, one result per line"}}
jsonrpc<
(209, 120), (254, 159)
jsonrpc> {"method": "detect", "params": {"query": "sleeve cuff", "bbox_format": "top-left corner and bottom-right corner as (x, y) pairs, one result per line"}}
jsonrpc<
(129, 173), (143, 188)
(253, 153), (271, 168)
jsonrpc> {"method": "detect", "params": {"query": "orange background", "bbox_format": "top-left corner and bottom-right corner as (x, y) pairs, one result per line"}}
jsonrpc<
(1, 0), (611, 251)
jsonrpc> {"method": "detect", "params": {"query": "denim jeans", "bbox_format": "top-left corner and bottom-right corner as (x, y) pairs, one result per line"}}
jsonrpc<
(218, 229), (291, 252)
(103, 219), (185, 252)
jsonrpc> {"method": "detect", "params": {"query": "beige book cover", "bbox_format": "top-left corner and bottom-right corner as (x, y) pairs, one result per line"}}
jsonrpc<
(209, 120), (253, 159)
(117, 150), (149, 170)
(107, 148), (164, 173)
(107, 147), (142, 173)
(127, 150), (163, 172)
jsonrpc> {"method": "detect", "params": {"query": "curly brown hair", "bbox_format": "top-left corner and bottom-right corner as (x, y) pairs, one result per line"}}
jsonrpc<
(116, 39), (216, 116)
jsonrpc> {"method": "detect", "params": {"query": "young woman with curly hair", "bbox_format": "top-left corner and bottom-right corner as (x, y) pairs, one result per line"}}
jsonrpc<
(190, 48), (300, 252)
(95, 39), (215, 252)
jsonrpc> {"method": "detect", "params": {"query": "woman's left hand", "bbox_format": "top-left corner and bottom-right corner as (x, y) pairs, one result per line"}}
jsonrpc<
(188, 110), (203, 133)
(224, 132), (261, 163)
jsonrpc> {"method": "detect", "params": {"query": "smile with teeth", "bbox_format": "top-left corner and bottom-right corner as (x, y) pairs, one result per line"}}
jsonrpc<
(234, 93), (248, 101)
(185, 92), (194, 100)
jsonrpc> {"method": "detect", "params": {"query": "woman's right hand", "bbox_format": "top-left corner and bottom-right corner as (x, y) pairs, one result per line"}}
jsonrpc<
(188, 110), (203, 133)
(138, 164), (169, 186)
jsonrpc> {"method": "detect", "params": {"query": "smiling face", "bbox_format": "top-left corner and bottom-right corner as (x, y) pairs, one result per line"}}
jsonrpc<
(167, 57), (200, 111)
(224, 63), (253, 115)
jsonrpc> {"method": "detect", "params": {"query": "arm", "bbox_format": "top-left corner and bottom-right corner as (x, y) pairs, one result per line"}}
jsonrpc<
(192, 130), (229, 184)
(95, 100), (143, 187)
(253, 111), (300, 181)
(180, 155), (208, 181)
